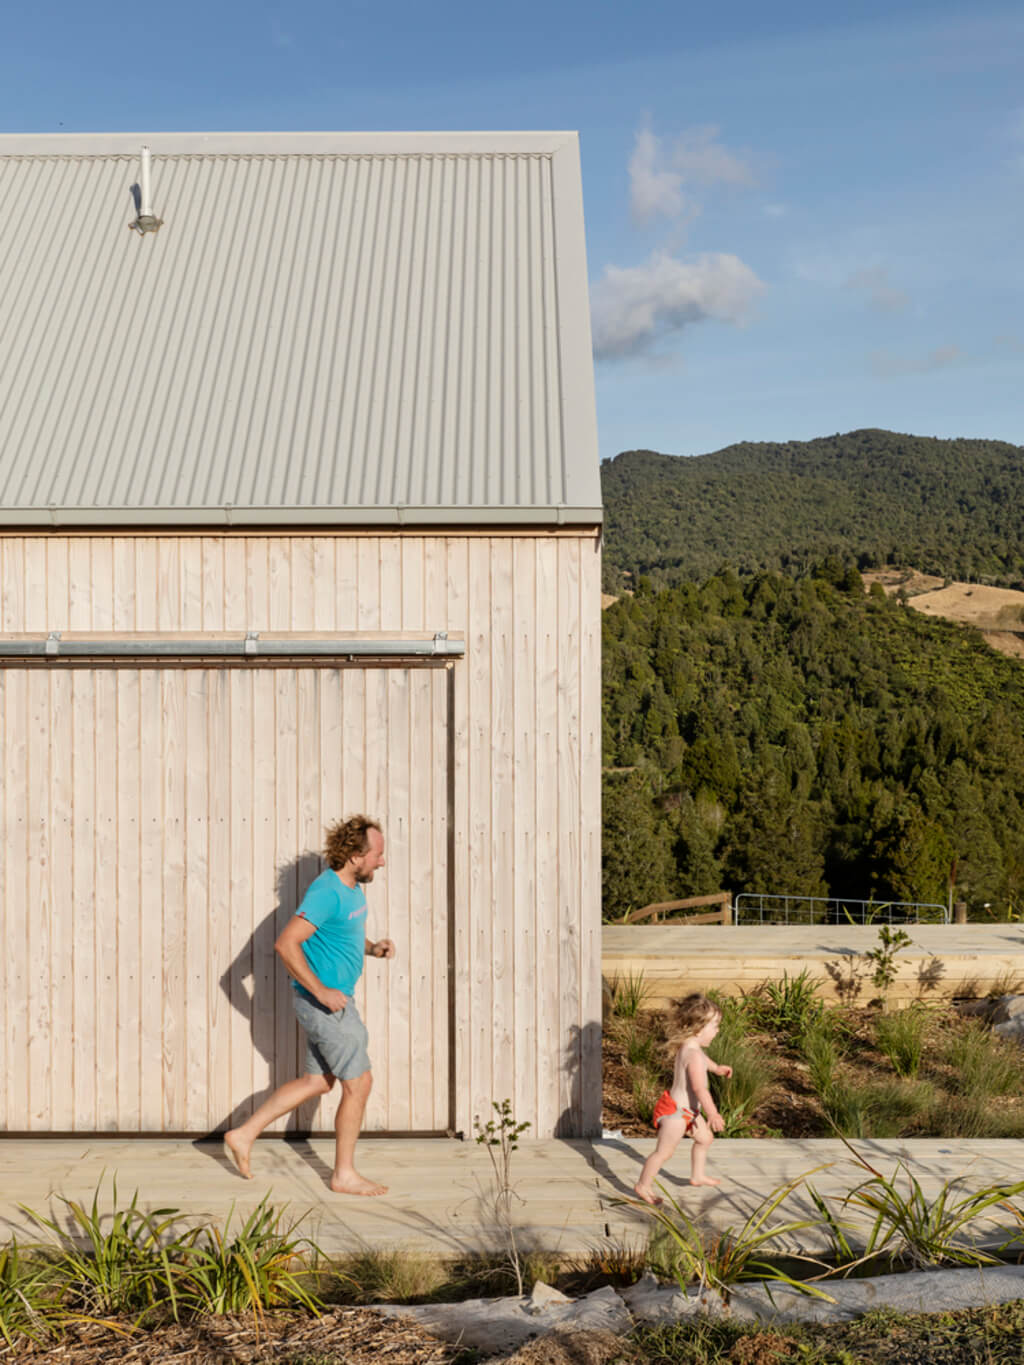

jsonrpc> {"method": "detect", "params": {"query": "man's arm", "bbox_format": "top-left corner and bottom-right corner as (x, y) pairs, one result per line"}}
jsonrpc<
(365, 936), (396, 959)
(275, 916), (348, 1012)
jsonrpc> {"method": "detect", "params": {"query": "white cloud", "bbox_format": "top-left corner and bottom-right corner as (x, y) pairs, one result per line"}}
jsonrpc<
(591, 250), (764, 360)
(628, 125), (755, 225)
(670, 125), (755, 188)
(868, 345), (965, 377)
(846, 265), (911, 314)
(629, 128), (685, 225)
(762, 203), (788, 218)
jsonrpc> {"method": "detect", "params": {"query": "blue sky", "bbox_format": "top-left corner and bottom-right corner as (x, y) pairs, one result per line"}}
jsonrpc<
(4, 1), (1022, 460)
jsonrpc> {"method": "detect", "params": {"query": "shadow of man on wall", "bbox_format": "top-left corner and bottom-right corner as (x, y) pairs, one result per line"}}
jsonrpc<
(554, 1018), (603, 1140)
(203, 851), (323, 1139)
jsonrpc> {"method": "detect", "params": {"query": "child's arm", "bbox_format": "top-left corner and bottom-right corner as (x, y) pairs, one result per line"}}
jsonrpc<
(686, 1051), (724, 1133)
(707, 1058), (733, 1079)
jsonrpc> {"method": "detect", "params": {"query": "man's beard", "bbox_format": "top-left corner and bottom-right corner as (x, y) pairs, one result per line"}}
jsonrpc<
(355, 869), (374, 884)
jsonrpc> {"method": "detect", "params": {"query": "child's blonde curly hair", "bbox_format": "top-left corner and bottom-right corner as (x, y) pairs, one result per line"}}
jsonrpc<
(665, 994), (721, 1053)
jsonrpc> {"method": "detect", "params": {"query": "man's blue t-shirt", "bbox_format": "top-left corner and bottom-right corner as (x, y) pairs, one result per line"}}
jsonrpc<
(292, 869), (367, 1001)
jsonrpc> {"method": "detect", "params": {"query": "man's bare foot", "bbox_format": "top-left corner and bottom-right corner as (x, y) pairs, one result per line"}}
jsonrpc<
(633, 1183), (663, 1207)
(690, 1176), (721, 1186)
(329, 1173), (388, 1196)
(224, 1130), (253, 1180)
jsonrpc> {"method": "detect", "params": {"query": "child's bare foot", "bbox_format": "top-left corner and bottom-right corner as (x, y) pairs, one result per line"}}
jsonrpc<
(689, 1176), (721, 1187)
(224, 1130), (253, 1180)
(329, 1173), (388, 1196)
(633, 1183), (664, 1206)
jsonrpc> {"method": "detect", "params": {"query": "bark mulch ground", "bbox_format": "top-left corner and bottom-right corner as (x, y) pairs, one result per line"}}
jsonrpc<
(4, 1307), (458, 1365)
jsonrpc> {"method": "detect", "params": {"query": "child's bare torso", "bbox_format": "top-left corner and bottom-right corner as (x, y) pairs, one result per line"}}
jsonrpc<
(669, 1039), (708, 1114)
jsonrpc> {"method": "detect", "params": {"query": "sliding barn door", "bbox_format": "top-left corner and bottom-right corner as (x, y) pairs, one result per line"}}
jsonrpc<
(0, 663), (452, 1134)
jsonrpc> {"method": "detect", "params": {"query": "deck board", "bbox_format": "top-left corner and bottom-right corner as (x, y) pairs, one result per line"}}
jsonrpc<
(2, 1135), (1022, 1258)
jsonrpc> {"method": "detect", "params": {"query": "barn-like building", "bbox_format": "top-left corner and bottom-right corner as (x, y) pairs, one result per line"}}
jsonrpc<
(0, 132), (602, 1139)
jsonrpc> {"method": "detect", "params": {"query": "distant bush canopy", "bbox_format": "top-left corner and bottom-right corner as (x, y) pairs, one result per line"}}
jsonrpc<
(601, 428), (1024, 592)
(601, 567), (1024, 922)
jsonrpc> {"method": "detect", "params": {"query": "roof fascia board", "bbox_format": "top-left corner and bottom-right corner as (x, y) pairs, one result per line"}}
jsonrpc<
(0, 505), (604, 528)
(550, 136), (602, 509)
(0, 131), (578, 157)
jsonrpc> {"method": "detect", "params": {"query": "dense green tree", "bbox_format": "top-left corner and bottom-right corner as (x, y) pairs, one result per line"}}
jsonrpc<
(601, 770), (678, 920)
(601, 568), (1024, 920)
(602, 430), (1024, 591)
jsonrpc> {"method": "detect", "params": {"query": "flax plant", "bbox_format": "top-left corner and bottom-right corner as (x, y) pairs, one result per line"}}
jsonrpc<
(178, 1197), (325, 1324)
(624, 1173), (836, 1300)
(810, 1144), (1024, 1273)
(0, 1240), (62, 1347)
(21, 1179), (188, 1323)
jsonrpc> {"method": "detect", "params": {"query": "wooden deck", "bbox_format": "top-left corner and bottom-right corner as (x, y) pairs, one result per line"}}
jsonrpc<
(602, 924), (1024, 1009)
(1, 1136), (1023, 1259)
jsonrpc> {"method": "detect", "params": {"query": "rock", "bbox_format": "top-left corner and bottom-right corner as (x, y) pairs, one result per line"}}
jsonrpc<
(994, 1016), (1024, 1043)
(991, 994), (1024, 1025)
(529, 1280), (572, 1312)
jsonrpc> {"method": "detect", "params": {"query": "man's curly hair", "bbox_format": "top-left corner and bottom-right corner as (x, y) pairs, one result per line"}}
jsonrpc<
(324, 815), (382, 870)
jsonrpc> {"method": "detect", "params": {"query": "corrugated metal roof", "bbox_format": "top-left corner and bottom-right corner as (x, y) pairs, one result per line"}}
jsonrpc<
(0, 132), (601, 526)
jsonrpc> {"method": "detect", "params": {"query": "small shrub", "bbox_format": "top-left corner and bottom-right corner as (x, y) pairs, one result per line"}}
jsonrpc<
(631, 1070), (661, 1126)
(800, 1017), (842, 1096)
(823, 1152), (1024, 1272)
(748, 971), (825, 1042)
(624, 1021), (660, 1070)
(819, 1080), (872, 1139)
(875, 1005), (929, 1078)
(179, 1197), (324, 1321)
(634, 1175), (834, 1298)
(609, 971), (652, 1019)
(860, 1079), (935, 1138)
(22, 1179), (189, 1322)
(0, 1241), (61, 1347)
(945, 1021), (1024, 1101)
(331, 1249), (446, 1304)
(573, 1238), (648, 1287)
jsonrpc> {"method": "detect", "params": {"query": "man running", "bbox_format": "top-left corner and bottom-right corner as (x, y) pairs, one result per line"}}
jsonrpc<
(225, 815), (394, 1195)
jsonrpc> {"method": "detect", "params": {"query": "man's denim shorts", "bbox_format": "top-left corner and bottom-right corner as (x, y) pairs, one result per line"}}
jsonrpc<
(292, 992), (372, 1081)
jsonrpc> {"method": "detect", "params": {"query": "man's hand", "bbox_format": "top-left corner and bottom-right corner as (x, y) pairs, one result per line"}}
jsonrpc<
(319, 987), (350, 1013)
(369, 939), (396, 959)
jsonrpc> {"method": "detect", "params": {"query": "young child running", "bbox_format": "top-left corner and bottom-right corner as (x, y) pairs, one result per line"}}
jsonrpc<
(634, 994), (732, 1205)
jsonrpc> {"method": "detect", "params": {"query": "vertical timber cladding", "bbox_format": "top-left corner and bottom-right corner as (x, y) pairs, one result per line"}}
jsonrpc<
(0, 661), (452, 1135)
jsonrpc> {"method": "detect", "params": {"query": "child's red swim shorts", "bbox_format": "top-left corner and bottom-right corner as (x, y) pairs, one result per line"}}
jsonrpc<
(651, 1089), (697, 1133)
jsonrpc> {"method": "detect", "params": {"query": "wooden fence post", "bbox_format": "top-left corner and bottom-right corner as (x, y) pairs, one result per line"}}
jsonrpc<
(954, 901), (967, 925)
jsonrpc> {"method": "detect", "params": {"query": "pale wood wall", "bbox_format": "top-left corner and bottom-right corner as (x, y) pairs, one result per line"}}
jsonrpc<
(0, 532), (602, 1138)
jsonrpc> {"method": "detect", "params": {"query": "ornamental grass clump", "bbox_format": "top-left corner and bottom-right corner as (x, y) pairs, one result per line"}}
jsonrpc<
(177, 1197), (325, 1322)
(21, 1179), (189, 1323)
(944, 1020), (1024, 1102)
(875, 1004), (929, 1079)
(748, 970), (825, 1045)
(609, 970), (652, 1020)
(0, 1240), (62, 1348)
(704, 993), (775, 1137)
(630, 1174), (835, 1301)
(810, 1146), (1024, 1274)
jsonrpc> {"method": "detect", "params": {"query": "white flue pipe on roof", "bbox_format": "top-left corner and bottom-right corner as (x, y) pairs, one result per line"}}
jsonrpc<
(140, 145), (152, 217)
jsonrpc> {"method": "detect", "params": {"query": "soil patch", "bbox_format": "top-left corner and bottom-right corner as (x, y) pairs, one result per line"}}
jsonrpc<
(602, 1001), (1024, 1139)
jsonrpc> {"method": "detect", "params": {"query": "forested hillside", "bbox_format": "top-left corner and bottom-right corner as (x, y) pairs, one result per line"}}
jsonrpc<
(602, 565), (1024, 920)
(601, 429), (1024, 591)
